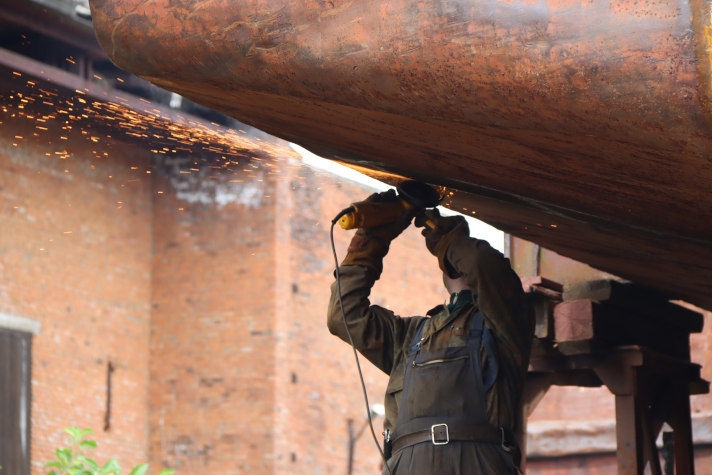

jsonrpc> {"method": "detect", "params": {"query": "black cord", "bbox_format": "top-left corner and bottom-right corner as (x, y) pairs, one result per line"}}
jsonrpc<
(332, 206), (356, 226)
(330, 221), (393, 475)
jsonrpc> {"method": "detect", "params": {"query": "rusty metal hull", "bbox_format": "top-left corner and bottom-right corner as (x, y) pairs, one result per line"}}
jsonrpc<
(89, 0), (712, 309)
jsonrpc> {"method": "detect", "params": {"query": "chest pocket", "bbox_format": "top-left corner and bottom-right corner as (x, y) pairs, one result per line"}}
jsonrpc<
(399, 310), (499, 422)
(406, 344), (474, 418)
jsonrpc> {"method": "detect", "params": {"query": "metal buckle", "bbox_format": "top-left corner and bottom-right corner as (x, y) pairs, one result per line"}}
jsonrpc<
(500, 427), (512, 452)
(431, 423), (449, 445)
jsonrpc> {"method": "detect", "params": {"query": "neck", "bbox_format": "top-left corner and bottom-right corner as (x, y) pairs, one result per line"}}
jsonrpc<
(448, 289), (472, 311)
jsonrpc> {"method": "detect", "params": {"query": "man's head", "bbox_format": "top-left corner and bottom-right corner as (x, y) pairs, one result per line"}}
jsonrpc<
(443, 272), (469, 294)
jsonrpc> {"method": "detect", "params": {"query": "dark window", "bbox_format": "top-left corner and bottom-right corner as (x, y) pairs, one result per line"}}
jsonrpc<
(0, 328), (32, 475)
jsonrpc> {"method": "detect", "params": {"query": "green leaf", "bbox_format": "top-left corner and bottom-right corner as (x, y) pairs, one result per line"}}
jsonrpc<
(128, 464), (149, 475)
(45, 461), (63, 468)
(79, 440), (98, 451)
(75, 454), (99, 471)
(65, 427), (94, 444)
(157, 470), (176, 475)
(98, 458), (121, 475)
(67, 469), (93, 475)
(68, 454), (88, 470)
(64, 426), (82, 440)
(56, 447), (73, 466)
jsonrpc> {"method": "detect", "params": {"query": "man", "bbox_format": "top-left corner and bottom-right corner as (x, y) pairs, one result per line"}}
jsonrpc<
(327, 190), (534, 474)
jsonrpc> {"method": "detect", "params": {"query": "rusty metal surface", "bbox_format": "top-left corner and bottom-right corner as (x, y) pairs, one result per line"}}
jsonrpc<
(88, 0), (712, 310)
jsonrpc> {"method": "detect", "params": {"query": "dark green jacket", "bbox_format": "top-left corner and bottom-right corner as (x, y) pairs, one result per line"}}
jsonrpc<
(327, 236), (534, 473)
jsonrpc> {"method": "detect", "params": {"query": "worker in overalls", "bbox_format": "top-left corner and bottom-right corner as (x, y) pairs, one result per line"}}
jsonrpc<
(327, 191), (534, 474)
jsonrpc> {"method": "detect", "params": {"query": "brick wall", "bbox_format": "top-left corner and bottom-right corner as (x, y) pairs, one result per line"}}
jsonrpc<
(0, 109), (154, 471)
(149, 159), (280, 472)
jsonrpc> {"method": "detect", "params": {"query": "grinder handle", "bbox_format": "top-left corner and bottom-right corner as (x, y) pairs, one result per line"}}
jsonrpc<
(338, 198), (412, 230)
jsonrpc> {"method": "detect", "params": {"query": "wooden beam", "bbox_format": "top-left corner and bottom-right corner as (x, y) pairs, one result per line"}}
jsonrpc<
(563, 280), (703, 333)
(553, 299), (691, 360)
(523, 276), (563, 341)
(615, 393), (641, 475)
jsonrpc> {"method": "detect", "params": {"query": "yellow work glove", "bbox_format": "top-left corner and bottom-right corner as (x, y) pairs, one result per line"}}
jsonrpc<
(415, 208), (469, 277)
(341, 190), (414, 277)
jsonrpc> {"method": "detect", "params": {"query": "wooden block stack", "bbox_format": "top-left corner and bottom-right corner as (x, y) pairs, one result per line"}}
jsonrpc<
(554, 280), (703, 360)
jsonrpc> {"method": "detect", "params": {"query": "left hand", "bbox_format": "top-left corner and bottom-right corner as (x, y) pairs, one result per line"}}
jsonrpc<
(415, 208), (469, 276)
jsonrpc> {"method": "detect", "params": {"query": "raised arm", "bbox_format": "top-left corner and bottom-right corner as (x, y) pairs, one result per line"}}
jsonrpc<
(415, 209), (534, 369)
(327, 189), (420, 374)
(328, 264), (413, 374)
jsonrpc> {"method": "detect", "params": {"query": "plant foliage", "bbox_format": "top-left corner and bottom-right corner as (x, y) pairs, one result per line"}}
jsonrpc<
(45, 427), (175, 475)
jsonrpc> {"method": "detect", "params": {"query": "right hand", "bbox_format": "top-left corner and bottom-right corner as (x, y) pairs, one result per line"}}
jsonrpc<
(357, 190), (414, 242)
(341, 190), (415, 277)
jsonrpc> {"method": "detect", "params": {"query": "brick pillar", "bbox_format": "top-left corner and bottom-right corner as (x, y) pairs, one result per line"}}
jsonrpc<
(149, 159), (278, 472)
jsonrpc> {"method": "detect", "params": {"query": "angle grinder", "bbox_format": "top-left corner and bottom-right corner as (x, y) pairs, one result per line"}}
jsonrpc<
(334, 180), (442, 230)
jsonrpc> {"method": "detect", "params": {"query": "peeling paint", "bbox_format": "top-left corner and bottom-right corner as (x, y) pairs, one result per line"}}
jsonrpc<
(173, 177), (265, 208)
(160, 163), (267, 208)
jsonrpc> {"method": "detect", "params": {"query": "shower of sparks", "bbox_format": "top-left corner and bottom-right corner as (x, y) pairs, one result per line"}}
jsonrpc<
(1, 71), (299, 179)
(1, 70), (506, 245)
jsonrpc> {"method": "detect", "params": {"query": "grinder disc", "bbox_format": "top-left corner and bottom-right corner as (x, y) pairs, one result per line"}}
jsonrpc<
(396, 180), (442, 209)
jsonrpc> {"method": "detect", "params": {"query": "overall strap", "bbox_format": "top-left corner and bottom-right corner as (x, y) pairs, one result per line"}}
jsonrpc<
(407, 317), (428, 353)
(469, 310), (500, 393)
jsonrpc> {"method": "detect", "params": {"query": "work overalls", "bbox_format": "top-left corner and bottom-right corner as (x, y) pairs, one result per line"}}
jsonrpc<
(383, 304), (519, 475)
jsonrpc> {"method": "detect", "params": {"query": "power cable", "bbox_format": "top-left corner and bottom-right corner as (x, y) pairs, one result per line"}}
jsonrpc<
(330, 220), (393, 475)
